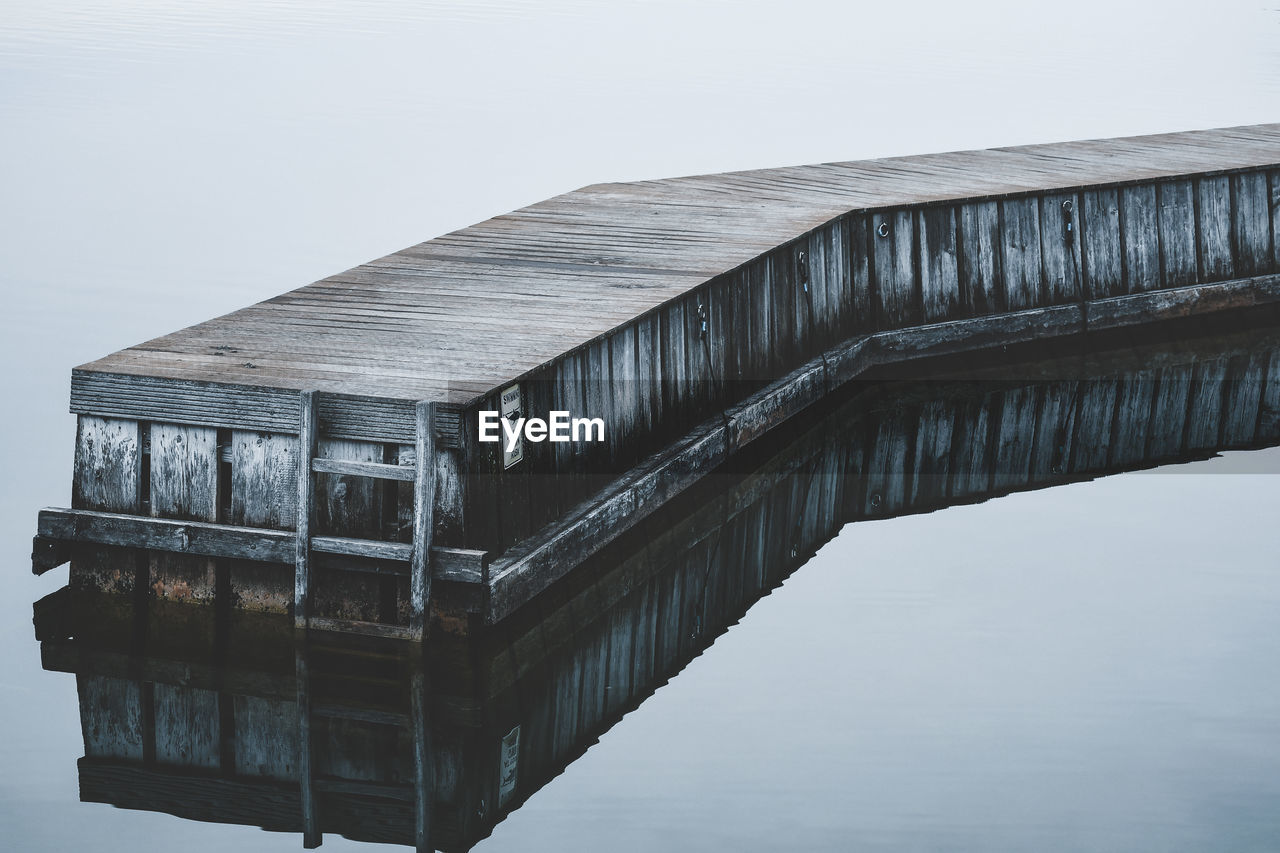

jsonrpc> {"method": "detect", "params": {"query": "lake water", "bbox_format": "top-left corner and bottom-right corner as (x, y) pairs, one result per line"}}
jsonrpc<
(3, 2), (1280, 851)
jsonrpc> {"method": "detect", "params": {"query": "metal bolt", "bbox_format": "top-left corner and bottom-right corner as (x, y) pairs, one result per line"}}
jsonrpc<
(877, 221), (890, 238)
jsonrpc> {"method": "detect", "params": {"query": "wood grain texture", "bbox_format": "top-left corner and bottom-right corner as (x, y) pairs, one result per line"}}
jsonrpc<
(1039, 191), (1082, 305)
(1185, 356), (1228, 450)
(294, 391), (317, 628)
(1272, 170), (1280, 271)
(1148, 364), (1192, 458)
(410, 401), (437, 637)
(918, 205), (960, 322)
(1158, 179), (1198, 288)
(315, 438), (384, 539)
(1081, 188), (1123, 297)
(149, 423), (219, 607)
(999, 197), (1043, 311)
(871, 209), (917, 327)
(71, 127), (1280, 421)
(73, 416), (140, 513)
(1233, 171), (1273, 276)
(957, 200), (1002, 314)
(231, 431), (298, 530)
(149, 423), (219, 522)
(153, 684), (220, 769)
(1196, 175), (1234, 281)
(1120, 184), (1160, 293)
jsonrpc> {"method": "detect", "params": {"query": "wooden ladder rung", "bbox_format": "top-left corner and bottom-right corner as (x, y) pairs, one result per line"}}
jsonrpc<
(311, 535), (412, 561)
(308, 616), (421, 641)
(311, 457), (415, 482)
(296, 391), (438, 641)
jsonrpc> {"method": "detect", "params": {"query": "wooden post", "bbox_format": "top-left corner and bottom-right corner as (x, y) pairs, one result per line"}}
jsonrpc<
(295, 391), (318, 631)
(410, 664), (433, 853)
(295, 643), (321, 847)
(410, 401), (437, 640)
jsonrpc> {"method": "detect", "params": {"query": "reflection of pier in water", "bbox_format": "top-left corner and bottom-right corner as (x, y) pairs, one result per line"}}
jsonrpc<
(35, 323), (1280, 851)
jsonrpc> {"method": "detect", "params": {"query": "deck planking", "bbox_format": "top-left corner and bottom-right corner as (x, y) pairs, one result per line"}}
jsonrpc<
(75, 124), (1280, 407)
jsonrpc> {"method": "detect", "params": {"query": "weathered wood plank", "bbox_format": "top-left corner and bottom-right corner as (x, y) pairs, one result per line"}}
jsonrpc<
(153, 684), (220, 769)
(37, 508), (486, 580)
(1120, 184), (1160, 293)
(659, 300), (687, 437)
(847, 213), (874, 331)
(909, 398), (954, 504)
(1233, 171), (1273, 277)
(991, 386), (1037, 490)
(1040, 192), (1082, 305)
(1259, 347), (1280, 441)
(1147, 363), (1192, 459)
(999, 197), (1043, 310)
(307, 616), (421, 640)
(231, 430), (298, 530)
(1158, 179), (1198, 288)
(147, 422), (220, 607)
(956, 200), (1002, 315)
(1081, 188), (1123, 298)
(314, 438), (384, 540)
(872, 209), (917, 327)
(73, 416), (140, 513)
(609, 323), (641, 470)
(863, 410), (912, 515)
(411, 401), (437, 638)
(78, 675), (145, 760)
(918, 205), (961, 322)
(1221, 352), (1267, 445)
(149, 423), (219, 522)
(295, 392), (317, 629)
(1185, 356), (1229, 451)
(948, 395), (992, 497)
(1108, 371), (1156, 467)
(1196, 175), (1234, 281)
(296, 650), (320, 848)
(1272, 170), (1280, 271)
(1087, 274), (1280, 330)
(312, 457), (415, 482)
(1070, 379), (1118, 471)
(410, 669), (433, 853)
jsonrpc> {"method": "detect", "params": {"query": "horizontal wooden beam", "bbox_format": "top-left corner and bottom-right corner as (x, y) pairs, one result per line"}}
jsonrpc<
(34, 508), (487, 583)
(311, 457), (416, 482)
(307, 616), (421, 641)
(1087, 273), (1280, 330)
(311, 535), (412, 561)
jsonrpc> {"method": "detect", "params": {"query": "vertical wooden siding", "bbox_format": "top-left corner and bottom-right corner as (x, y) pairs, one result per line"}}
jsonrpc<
(462, 167), (1280, 554)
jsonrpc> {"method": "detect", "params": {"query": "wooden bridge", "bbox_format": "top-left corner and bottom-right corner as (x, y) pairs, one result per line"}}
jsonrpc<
(32, 123), (1280, 638)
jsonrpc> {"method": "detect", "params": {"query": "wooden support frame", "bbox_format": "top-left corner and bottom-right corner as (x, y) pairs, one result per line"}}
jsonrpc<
(410, 401), (437, 640)
(410, 667), (433, 853)
(295, 644), (321, 848)
(295, 391), (319, 631)
(33, 509), (488, 580)
(311, 457), (416, 481)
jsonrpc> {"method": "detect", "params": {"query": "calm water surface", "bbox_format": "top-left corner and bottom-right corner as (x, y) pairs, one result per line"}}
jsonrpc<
(3, 2), (1280, 850)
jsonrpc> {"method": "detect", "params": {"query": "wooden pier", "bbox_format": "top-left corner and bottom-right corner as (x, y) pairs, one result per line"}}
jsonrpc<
(32, 123), (1280, 637)
(33, 320), (1280, 851)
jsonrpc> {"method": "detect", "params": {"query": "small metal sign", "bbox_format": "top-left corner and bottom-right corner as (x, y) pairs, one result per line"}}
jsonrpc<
(500, 384), (523, 469)
(498, 725), (520, 807)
